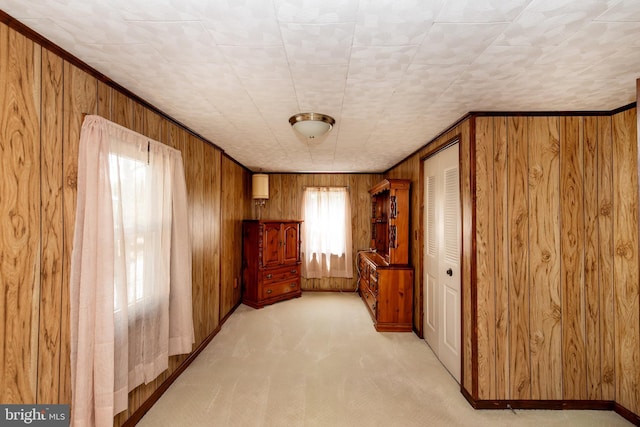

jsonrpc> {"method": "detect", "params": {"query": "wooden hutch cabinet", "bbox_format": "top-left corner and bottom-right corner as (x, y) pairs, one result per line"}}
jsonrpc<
(358, 179), (414, 331)
(242, 220), (302, 308)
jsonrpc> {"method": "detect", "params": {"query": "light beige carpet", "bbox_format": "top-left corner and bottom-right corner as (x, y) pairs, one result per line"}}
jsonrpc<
(139, 292), (631, 426)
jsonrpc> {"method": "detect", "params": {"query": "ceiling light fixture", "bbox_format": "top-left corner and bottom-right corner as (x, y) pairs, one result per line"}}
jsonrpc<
(289, 112), (335, 140)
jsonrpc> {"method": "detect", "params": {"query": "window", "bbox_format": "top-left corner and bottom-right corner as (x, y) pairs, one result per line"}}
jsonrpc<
(70, 116), (194, 426)
(108, 140), (173, 391)
(109, 149), (156, 311)
(301, 187), (353, 278)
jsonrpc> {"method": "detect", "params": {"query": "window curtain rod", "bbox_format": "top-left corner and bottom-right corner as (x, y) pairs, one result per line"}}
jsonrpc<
(80, 113), (170, 160)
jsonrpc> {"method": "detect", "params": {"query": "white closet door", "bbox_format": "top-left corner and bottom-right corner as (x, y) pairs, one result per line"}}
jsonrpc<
(423, 173), (438, 350)
(423, 142), (461, 382)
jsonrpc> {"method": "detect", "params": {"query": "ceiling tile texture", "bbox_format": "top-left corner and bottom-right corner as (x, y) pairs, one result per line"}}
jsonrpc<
(1, 0), (639, 172)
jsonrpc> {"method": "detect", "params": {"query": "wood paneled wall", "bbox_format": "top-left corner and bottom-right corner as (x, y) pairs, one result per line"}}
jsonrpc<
(387, 109), (639, 418)
(474, 112), (639, 411)
(221, 156), (252, 316)
(611, 108), (640, 415)
(1, 22), (41, 406)
(0, 21), (250, 426)
(259, 173), (382, 291)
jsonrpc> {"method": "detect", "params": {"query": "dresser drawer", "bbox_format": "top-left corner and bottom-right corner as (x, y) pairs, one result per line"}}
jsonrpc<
(262, 265), (300, 284)
(261, 279), (299, 300)
(358, 255), (368, 275)
(362, 288), (377, 318)
(369, 270), (378, 294)
(358, 276), (368, 293)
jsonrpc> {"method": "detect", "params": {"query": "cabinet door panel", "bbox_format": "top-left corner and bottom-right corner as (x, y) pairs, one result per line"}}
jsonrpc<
(282, 222), (300, 263)
(263, 223), (282, 267)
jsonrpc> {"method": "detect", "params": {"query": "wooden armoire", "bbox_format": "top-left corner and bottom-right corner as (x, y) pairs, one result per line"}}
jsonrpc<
(242, 220), (302, 308)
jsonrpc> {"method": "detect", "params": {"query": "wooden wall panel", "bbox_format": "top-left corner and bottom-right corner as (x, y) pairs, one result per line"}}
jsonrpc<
(111, 89), (134, 128)
(507, 117), (531, 399)
(282, 174), (300, 220)
(195, 135), (207, 344)
(349, 174), (372, 252)
(203, 145), (217, 332)
(220, 157), (236, 318)
(97, 81), (111, 117)
(459, 120), (474, 394)
(165, 122), (181, 150)
(184, 134), (205, 344)
(529, 116), (561, 400)
(0, 24), (41, 404)
(243, 168), (253, 221)
(597, 116), (616, 401)
(583, 116), (602, 400)
(560, 116), (587, 399)
(61, 61), (97, 405)
(208, 147), (222, 330)
(142, 108), (164, 142)
(221, 156), (247, 319)
(493, 117), (510, 400)
(133, 102), (145, 134)
(612, 108), (640, 415)
(475, 117), (497, 399)
(37, 48), (64, 404)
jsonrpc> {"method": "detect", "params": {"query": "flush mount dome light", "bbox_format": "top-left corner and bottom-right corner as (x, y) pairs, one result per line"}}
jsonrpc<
(288, 112), (335, 139)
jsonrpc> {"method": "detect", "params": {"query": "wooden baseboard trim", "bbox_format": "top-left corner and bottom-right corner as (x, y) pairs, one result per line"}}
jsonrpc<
(461, 387), (639, 425)
(122, 300), (243, 427)
(615, 402), (640, 425)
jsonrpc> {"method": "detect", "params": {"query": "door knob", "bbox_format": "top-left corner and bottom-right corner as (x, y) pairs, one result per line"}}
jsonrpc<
(446, 268), (453, 276)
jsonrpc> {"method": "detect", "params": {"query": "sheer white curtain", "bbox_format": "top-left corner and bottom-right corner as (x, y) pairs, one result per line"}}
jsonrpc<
(70, 115), (194, 427)
(301, 187), (353, 278)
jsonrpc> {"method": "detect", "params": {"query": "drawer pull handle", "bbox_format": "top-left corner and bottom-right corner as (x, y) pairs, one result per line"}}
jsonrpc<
(290, 269), (297, 274)
(290, 283), (296, 288)
(266, 289), (273, 294)
(266, 274), (272, 279)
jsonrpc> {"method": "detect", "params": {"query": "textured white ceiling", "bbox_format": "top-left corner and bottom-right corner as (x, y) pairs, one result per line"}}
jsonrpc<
(1, 0), (639, 172)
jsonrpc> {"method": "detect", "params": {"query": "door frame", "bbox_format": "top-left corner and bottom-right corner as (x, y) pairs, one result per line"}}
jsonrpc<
(422, 141), (462, 381)
(418, 135), (464, 378)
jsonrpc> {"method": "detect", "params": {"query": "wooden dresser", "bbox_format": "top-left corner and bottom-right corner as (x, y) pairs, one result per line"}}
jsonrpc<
(242, 220), (302, 308)
(358, 179), (414, 331)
